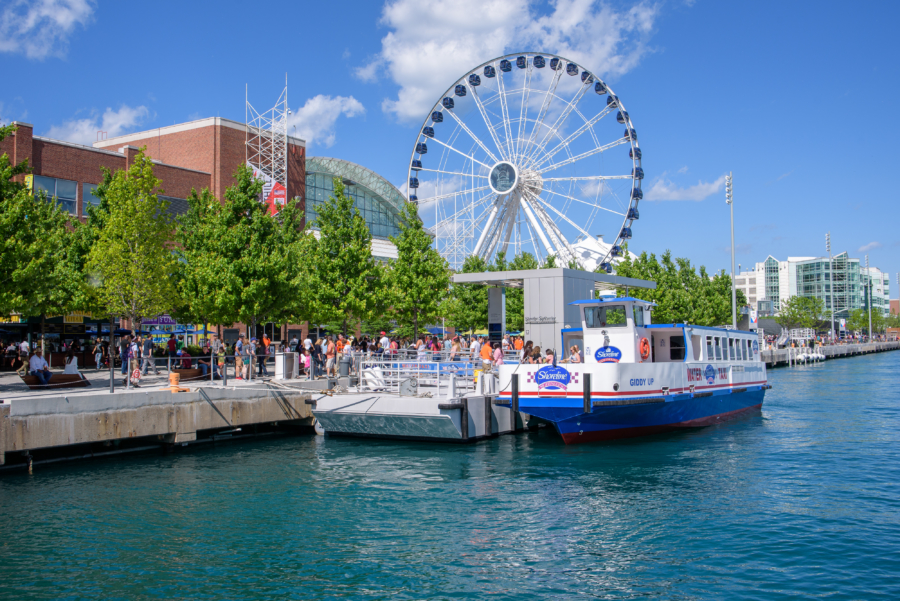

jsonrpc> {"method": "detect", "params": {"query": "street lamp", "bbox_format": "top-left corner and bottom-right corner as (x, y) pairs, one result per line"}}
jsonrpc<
(725, 172), (736, 328)
(826, 232), (834, 342)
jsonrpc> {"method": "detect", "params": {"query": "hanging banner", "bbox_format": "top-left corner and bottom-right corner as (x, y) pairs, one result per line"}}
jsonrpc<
(839, 318), (846, 331)
(750, 309), (758, 329)
(247, 161), (286, 215)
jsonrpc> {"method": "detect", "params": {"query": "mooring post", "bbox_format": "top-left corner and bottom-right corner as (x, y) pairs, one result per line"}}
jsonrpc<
(109, 365), (114, 393)
(511, 373), (519, 414)
(583, 373), (592, 414)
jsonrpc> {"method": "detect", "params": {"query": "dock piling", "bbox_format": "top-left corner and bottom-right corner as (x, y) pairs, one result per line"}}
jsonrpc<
(583, 373), (592, 414)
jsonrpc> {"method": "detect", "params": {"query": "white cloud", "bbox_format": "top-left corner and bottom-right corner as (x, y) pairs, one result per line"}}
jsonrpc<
(45, 105), (150, 145)
(643, 174), (726, 201)
(363, 0), (659, 123)
(677, 165), (688, 174)
(288, 95), (364, 148)
(0, 0), (94, 60)
(857, 241), (882, 253)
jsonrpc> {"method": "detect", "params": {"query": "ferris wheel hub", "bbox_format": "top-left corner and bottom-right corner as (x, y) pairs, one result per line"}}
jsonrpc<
(489, 161), (518, 195)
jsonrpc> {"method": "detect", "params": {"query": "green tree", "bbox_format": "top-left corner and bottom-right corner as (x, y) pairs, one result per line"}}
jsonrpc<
(443, 255), (489, 336)
(613, 249), (746, 326)
(846, 308), (869, 334)
(87, 149), (180, 331)
(303, 177), (382, 335)
(386, 202), (449, 341)
(0, 124), (85, 346)
(183, 165), (310, 336)
(775, 296), (823, 332)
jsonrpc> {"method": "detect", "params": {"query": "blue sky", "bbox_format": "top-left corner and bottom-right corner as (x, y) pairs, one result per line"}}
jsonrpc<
(1, 0), (897, 290)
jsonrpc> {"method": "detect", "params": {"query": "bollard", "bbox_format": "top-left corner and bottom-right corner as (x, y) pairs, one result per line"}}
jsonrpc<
(210, 349), (215, 384)
(583, 373), (592, 414)
(168, 355), (171, 373)
(110, 365), (114, 393)
(223, 356), (228, 386)
(511, 373), (519, 414)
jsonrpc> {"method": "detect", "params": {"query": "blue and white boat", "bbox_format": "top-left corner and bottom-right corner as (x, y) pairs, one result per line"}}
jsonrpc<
(497, 296), (768, 443)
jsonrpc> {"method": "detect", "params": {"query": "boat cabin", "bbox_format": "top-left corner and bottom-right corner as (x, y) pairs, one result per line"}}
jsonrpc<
(568, 297), (761, 364)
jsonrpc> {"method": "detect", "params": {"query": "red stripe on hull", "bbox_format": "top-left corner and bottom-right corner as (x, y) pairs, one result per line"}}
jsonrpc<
(559, 403), (763, 444)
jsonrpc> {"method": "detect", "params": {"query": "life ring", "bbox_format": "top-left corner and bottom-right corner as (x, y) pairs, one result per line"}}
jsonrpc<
(639, 337), (651, 360)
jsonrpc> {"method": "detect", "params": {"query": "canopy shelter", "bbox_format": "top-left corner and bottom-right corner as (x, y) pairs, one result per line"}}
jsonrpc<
(451, 268), (656, 352)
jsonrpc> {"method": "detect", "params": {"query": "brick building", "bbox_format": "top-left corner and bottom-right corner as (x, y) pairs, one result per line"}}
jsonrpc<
(2, 118), (309, 348)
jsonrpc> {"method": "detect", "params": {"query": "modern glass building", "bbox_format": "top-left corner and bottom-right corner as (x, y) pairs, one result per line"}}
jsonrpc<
(305, 157), (407, 244)
(735, 253), (890, 323)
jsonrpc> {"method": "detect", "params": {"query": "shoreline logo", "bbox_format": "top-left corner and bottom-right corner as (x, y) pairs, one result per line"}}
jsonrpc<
(704, 364), (716, 385)
(535, 366), (571, 391)
(595, 345), (622, 363)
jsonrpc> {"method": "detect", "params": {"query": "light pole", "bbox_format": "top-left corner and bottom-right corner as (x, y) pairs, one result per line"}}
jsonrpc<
(826, 232), (834, 342)
(725, 172), (736, 328)
(866, 255), (873, 341)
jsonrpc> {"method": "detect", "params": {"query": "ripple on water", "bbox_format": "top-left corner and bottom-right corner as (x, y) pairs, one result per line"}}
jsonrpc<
(1, 353), (900, 599)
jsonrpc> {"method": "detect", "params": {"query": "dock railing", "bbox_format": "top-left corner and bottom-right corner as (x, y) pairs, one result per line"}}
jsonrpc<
(346, 351), (478, 397)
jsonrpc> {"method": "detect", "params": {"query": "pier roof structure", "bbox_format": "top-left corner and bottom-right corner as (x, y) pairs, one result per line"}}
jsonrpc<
(451, 268), (656, 291)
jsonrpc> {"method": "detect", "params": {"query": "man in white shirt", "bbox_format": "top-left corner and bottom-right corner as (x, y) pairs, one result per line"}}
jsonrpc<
(470, 337), (481, 362)
(19, 340), (29, 356)
(29, 348), (52, 386)
(304, 336), (312, 351)
(379, 331), (390, 350)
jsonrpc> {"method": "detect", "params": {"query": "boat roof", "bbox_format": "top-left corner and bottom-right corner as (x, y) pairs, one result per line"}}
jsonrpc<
(568, 297), (657, 306)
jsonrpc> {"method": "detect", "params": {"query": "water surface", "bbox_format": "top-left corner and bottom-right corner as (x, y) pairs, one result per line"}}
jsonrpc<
(1, 352), (898, 599)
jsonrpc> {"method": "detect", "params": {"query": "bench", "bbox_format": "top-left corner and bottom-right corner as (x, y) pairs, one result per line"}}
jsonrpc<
(171, 368), (205, 381)
(20, 373), (91, 391)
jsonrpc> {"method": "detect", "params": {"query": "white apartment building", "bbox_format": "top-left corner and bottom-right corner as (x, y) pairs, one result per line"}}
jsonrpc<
(734, 253), (890, 319)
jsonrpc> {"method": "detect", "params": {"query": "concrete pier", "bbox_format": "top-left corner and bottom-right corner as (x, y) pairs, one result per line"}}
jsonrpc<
(0, 382), (313, 468)
(760, 341), (900, 368)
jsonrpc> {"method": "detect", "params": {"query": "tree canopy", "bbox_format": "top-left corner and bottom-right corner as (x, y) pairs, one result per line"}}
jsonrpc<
(775, 296), (825, 332)
(87, 149), (180, 328)
(612, 249), (746, 326)
(386, 201), (449, 340)
(302, 177), (382, 335)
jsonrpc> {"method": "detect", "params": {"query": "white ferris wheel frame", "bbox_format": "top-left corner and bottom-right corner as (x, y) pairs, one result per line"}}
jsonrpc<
(407, 51), (643, 271)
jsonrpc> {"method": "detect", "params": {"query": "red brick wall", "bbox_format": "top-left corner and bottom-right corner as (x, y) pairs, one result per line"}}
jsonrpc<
(109, 126), (217, 188)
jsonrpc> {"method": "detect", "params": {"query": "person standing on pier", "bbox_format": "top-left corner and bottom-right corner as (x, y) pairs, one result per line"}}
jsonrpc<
(141, 335), (159, 375)
(325, 336), (336, 377)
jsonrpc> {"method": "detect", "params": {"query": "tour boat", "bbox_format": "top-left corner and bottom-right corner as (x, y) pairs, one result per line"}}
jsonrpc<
(496, 297), (768, 443)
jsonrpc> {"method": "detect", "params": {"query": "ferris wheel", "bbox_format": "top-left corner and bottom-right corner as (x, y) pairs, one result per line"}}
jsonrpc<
(407, 52), (642, 272)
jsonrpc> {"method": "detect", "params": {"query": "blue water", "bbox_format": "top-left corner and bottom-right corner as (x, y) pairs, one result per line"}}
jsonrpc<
(1, 353), (899, 600)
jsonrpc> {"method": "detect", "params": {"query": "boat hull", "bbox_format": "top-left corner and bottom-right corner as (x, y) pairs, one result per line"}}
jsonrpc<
(497, 386), (765, 444)
(555, 390), (764, 443)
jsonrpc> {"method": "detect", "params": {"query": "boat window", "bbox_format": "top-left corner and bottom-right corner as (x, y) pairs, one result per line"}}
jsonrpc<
(584, 305), (627, 328)
(670, 336), (685, 361)
(633, 306), (644, 327)
(727, 339), (733, 360)
(742, 340), (748, 361)
(714, 337), (722, 360)
(706, 336), (714, 359)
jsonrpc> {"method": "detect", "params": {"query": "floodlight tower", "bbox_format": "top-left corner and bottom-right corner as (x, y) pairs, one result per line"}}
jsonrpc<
(725, 172), (736, 328)
(866, 255), (873, 340)
(826, 232), (834, 342)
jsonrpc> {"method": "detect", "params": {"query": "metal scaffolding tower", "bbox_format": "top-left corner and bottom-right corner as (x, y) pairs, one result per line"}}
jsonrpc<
(246, 78), (290, 202)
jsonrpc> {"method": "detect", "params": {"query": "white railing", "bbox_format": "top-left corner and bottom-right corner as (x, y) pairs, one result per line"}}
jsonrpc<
(346, 351), (479, 397)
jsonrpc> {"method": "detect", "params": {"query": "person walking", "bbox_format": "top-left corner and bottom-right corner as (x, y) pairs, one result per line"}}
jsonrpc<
(241, 340), (252, 380)
(167, 334), (177, 364)
(93, 339), (103, 370)
(493, 342), (504, 367)
(141, 335), (159, 375)
(325, 336), (336, 377)
(254, 337), (269, 376)
(120, 335), (130, 376)
(312, 339), (324, 379)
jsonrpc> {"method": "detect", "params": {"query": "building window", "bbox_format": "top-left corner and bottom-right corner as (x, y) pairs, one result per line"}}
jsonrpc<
(34, 175), (77, 215)
(82, 183), (102, 215)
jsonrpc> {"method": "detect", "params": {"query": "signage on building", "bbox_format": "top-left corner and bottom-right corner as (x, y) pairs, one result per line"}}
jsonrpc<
(24, 174), (33, 196)
(525, 316), (556, 324)
(144, 314), (177, 326)
(247, 161), (286, 214)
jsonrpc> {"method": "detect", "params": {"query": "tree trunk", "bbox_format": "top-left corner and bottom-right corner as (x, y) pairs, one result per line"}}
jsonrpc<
(413, 313), (418, 343)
